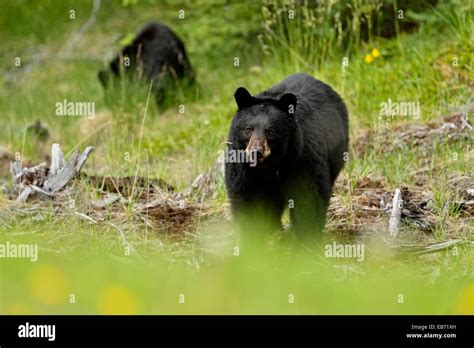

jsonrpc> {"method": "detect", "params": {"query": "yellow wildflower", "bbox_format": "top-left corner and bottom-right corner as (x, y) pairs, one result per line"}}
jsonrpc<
(98, 285), (138, 314)
(371, 48), (381, 58)
(455, 284), (474, 314)
(29, 264), (69, 305)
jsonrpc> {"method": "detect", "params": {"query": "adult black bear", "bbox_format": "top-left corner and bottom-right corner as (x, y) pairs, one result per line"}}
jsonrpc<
(225, 73), (348, 240)
(98, 22), (195, 105)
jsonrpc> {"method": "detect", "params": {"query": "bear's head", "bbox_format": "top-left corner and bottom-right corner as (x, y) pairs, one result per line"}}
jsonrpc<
(98, 44), (138, 88)
(229, 87), (298, 167)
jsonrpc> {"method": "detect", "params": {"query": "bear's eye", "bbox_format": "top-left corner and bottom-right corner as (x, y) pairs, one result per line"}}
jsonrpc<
(266, 128), (274, 136)
(245, 128), (253, 135)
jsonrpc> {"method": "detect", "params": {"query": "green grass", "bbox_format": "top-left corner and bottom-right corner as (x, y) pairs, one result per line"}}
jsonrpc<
(0, 0), (473, 314)
(0, 223), (472, 314)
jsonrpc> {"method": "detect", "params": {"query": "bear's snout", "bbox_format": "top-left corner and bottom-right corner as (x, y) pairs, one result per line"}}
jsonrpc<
(245, 134), (271, 164)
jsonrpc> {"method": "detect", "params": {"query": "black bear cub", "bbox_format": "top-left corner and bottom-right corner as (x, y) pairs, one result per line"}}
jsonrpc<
(225, 73), (349, 239)
(98, 22), (195, 105)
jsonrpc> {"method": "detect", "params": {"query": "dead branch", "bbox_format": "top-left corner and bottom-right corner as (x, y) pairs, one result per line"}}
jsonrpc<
(12, 143), (94, 203)
(389, 188), (403, 238)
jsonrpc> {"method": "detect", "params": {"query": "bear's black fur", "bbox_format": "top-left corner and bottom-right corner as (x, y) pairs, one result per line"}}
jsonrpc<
(225, 73), (349, 239)
(98, 22), (195, 105)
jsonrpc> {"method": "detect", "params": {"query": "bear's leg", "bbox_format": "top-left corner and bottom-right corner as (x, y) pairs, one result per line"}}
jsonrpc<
(290, 196), (327, 237)
(233, 198), (284, 232)
(287, 177), (329, 241)
(232, 197), (285, 250)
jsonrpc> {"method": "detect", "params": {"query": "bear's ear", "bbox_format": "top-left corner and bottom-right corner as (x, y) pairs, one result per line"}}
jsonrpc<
(278, 93), (297, 115)
(234, 87), (255, 110)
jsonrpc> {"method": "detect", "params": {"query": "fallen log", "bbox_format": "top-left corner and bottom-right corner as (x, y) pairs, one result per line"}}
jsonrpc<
(11, 143), (94, 203)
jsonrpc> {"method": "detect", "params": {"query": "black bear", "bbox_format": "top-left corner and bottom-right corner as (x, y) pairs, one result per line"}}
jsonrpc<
(224, 73), (349, 240)
(98, 22), (195, 105)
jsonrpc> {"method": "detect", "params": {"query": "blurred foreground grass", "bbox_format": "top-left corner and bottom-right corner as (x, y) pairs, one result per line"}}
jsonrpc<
(1, 224), (473, 314)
